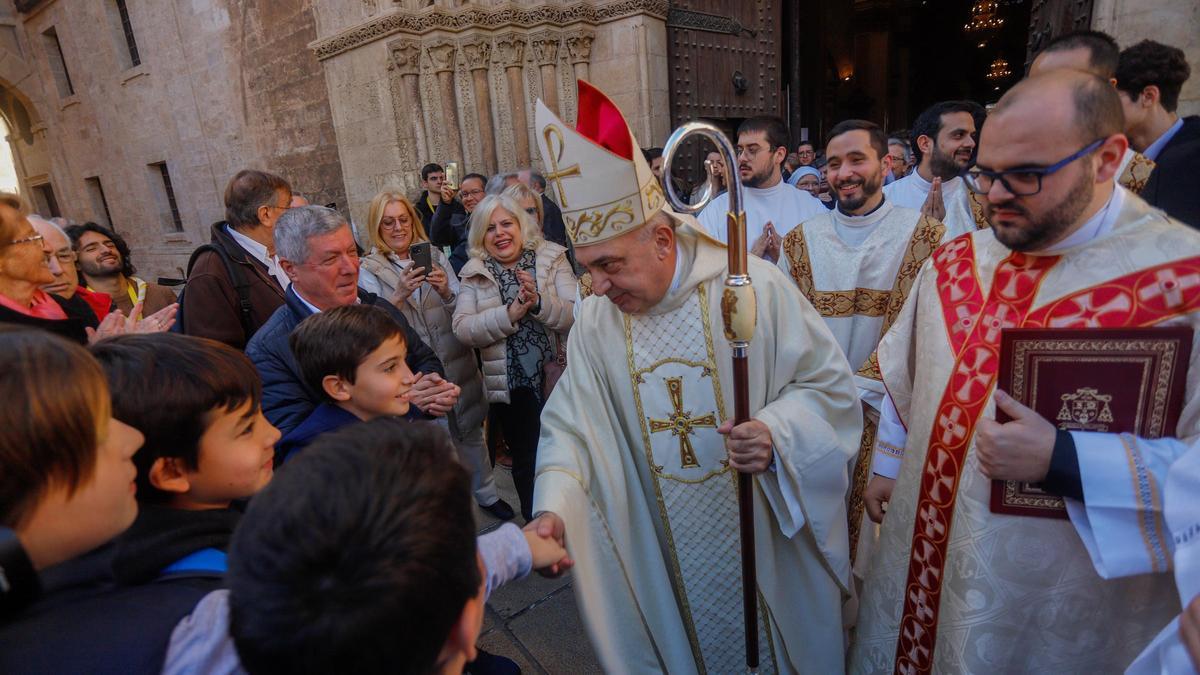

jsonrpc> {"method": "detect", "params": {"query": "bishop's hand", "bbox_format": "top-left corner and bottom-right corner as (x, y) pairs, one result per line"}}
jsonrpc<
(719, 418), (774, 473)
(921, 177), (947, 221)
(976, 389), (1056, 482)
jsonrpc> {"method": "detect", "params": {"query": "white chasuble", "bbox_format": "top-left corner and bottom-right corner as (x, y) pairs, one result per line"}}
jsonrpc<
(779, 202), (945, 572)
(534, 224), (863, 674)
(850, 192), (1200, 674)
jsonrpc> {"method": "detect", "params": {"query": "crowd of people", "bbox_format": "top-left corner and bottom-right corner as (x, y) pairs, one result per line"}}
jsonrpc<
(0, 28), (1198, 675)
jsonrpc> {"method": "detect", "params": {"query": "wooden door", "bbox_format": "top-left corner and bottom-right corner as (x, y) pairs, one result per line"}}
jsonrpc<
(666, 0), (783, 187)
(1025, 0), (1096, 69)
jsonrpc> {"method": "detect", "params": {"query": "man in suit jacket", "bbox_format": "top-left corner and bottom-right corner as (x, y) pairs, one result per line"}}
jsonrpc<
(1118, 39), (1200, 228)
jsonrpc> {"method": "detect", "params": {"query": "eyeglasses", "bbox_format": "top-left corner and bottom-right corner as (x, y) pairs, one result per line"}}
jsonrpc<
(53, 250), (76, 263)
(380, 217), (409, 231)
(460, 188), (485, 199)
(2, 233), (43, 248)
(965, 138), (1105, 197)
(524, 207), (539, 216)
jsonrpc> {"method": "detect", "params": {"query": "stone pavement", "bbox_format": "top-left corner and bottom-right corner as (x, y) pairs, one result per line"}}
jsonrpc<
(474, 466), (603, 675)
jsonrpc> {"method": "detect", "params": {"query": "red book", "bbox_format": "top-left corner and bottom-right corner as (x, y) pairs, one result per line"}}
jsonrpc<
(991, 327), (1192, 519)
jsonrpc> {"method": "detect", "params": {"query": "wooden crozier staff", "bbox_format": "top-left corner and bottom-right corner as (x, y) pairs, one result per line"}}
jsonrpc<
(662, 123), (759, 672)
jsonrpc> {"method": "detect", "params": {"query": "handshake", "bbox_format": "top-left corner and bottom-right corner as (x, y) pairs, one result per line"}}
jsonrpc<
(524, 513), (572, 577)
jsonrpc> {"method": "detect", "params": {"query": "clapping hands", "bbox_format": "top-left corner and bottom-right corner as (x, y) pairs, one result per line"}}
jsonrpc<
(506, 270), (540, 323)
(86, 301), (179, 344)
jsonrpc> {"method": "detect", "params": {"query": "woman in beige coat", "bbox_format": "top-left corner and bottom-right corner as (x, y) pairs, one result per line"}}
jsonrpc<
(358, 190), (514, 521)
(453, 194), (575, 520)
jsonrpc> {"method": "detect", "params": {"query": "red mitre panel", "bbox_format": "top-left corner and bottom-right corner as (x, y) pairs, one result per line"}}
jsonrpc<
(574, 80), (634, 161)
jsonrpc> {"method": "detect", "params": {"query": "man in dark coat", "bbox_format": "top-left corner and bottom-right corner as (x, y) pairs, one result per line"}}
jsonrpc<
(247, 205), (452, 436)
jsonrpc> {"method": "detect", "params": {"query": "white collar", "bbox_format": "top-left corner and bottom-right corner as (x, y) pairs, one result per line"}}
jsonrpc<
(1038, 185), (1125, 255)
(833, 197), (893, 229)
(292, 287), (324, 315)
(669, 242), (686, 293)
(226, 225), (271, 265)
(908, 170), (963, 196)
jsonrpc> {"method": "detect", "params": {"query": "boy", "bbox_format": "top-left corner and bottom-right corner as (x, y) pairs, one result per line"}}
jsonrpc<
(0, 333), (278, 674)
(277, 303), (415, 461)
(162, 419), (572, 674)
(91, 333), (280, 583)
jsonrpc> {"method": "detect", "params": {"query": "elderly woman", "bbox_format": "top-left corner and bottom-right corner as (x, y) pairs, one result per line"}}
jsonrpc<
(0, 326), (143, 616)
(452, 194), (575, 521)
(358, 190), (514, 521)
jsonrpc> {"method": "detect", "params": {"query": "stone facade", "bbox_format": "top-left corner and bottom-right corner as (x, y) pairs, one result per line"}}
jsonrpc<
(308, 0), (670, 234)
(3, 0), (345, 280)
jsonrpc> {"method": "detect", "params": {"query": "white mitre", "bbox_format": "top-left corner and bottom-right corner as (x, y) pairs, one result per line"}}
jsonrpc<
(535, 80), (706, 247)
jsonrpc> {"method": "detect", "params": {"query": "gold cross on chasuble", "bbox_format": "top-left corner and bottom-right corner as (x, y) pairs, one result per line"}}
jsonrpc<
(648, 377), (718, 469)
(542, 125), (582, 207)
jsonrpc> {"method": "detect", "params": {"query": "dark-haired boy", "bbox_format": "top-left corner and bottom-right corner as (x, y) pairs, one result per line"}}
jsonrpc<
(92, 333), (279, 583)
(162, 419), (571, 674)
(277, 304), (416, 462)
(0, 333), (279, 674)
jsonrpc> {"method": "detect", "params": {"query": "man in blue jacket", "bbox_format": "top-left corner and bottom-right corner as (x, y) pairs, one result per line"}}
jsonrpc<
(247, 206), (456, 437)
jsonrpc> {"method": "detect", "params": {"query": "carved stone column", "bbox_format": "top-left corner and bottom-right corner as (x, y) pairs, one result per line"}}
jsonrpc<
(461, 39), (497, 176)
(427, 41), (463, 165)
(532, 33), (560, 115)
(565, 30), (594, 83)
(495, 34), (530, 167)
(389, 40), (428, 166)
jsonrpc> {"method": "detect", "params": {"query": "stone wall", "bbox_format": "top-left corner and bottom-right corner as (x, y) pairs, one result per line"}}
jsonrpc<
(8, 0), (346, 280)
(1093, 0), (1200, 116)
(308, 0), (670, 233)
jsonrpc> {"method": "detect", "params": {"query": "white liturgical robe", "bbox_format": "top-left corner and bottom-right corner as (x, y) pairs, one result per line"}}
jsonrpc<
(698, 179), (826, 247)
(1066, 433), (1200, 675)
(851, 190), (1200, 673)
(533, 223), (863, 674)
(882, 171), (984, 240)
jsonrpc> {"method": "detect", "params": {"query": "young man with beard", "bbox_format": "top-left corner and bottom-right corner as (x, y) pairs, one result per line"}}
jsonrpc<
(883, 100), (988, 237)
(697, 116), (826, 262)
(529, 81), (862, 674)
(68, 222), (177, 320)
(778, 120), (949, 571)
(850, 69), (1200, 674)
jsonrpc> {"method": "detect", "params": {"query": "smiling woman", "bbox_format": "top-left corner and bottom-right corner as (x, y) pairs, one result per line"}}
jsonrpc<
(453, 194), (577, 521)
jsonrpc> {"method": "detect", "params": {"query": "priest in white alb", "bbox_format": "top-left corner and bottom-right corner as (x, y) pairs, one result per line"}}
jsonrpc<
(778, 119), (946, 568)
(851, 70), (1200, 674)
(697, 116), (826, 263)
(883, 100), (989, 238)
(529, 81), (863, 674)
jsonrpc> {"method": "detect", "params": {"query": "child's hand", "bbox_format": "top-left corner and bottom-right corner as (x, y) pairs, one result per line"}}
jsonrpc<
(523, 524), (572, 577)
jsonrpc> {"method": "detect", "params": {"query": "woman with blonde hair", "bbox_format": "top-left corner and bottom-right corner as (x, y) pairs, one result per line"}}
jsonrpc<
(502, 182), (544, 230)
(452, 194), (575, 520)
(357, 190), (513, 520)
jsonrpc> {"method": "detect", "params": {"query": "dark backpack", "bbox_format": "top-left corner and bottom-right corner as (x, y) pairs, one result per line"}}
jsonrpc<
(172, 243), (255, 339)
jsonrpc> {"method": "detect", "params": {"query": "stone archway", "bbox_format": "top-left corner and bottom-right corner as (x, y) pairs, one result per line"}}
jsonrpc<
(0, 45), (58, 215)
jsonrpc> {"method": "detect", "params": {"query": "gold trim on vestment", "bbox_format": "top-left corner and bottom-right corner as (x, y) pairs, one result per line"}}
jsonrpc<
(855, 215), (946, 380)
(624, 283), (723, 671)
(1120, 152), (1156, 194)
(1119, 434), (1170, 573)
(967, 190), (991, 229)
(848, 410), (878, 567)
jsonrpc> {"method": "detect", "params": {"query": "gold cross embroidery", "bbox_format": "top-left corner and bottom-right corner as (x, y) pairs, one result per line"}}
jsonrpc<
(648, 377), (717, 469)
(543, 125), (581, 208)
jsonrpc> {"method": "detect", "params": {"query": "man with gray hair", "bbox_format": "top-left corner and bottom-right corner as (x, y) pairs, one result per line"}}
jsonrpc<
(246, 205), (453, 435)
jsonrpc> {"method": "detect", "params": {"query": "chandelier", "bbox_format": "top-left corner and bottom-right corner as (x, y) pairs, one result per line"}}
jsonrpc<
(986, 58), (1012, 80)
(964, 0), (1004, 32)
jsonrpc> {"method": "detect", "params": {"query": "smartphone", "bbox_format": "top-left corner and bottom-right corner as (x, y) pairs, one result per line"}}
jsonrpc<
(410, 241), (433, 274)
(445, 161), (460, 190)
